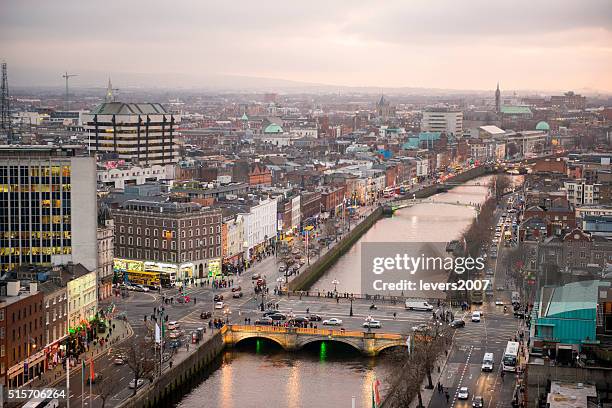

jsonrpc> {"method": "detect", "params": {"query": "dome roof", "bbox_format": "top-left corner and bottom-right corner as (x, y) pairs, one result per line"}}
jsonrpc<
(264, 123), (283, 133)
(535, 121), (550, 131)
(240, 113), (249, 121)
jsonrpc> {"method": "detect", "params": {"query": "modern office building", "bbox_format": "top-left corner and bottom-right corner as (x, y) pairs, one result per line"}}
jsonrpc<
(421, 107), (463, 135)
(0, 145), (98, 273)
(83, 102), (180, 165)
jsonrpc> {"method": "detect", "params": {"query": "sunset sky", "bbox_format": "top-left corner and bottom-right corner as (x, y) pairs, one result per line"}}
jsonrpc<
(2, 0), (611, 92)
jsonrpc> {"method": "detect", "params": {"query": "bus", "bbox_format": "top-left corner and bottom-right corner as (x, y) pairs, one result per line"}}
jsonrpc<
(502, 341), (520, 372)
(126, 270), (161, 288)
(23, 398), (60, 408)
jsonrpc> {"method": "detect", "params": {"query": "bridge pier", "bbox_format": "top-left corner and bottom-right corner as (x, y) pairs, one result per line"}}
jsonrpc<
(362, 332), (377, 357)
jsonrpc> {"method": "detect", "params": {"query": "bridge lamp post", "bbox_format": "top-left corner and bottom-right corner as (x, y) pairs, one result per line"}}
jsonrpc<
(331, 279), (339, 293)
(349, 295), (354, 317)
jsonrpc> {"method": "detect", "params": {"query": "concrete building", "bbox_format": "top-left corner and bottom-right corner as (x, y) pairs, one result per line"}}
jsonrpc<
(0, 281), (44, 387)
(39, 279), (67, 372)
(564, 180), (602, 206)
(421, 107), (463, 135)
(97, 162), (175, 189)
(112, 200), (222, 281)
(0, 145), (98, 273)
(83, 102), (180, 165)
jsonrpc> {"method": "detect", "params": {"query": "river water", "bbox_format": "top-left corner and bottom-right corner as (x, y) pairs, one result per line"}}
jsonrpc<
(176, 176), (494, 408)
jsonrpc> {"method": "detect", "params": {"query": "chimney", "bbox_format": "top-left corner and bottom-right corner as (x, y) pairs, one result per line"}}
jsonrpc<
(29, 282), (38, 295)
(7, 281), (20, 297)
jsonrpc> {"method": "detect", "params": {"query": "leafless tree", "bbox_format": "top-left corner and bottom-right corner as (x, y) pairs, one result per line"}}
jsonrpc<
(95, 375), (115, 408)
(490, 174), (512, 201)
(118, 336), (157, 395)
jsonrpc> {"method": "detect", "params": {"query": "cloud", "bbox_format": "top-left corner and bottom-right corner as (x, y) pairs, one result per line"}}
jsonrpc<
(1, 0), (611, 91)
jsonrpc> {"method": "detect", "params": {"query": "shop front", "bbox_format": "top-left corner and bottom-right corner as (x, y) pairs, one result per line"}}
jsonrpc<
(7, 349), (46, 388)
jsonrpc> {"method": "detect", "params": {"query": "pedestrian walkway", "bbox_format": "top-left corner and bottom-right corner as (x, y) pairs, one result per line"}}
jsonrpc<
(409, 351), (450, 408)
(28, 318), (133, 389)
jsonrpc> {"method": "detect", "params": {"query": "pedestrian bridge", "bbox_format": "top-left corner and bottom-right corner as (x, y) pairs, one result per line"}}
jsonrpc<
(221, 325), (407, 356)
(385, 197), (482, 214)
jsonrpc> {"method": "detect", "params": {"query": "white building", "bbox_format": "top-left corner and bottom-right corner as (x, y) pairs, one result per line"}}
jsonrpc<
(224, 214), (245, 260)
(67, 267), (98, 330)
(97, 163), (175, 189)
(97, 219), (114, 300)
(290, 196), (301, 231)
(564, 180), (601, 206)
(242, 197), (279, 257)
(421, 108), (463, 135)
(291, 127), (318, 139)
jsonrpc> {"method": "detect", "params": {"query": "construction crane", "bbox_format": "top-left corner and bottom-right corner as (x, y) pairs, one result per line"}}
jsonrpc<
(62, 72), (78, 111)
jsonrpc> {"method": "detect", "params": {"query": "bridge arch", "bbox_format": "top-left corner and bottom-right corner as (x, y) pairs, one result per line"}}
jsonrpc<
(233, 335), (287, 350)
(299, 337), (363, 354)
(374, 342), (408, 355)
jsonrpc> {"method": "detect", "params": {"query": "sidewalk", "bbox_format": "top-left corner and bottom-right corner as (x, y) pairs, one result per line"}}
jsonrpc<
(409, 351), (451, 408)
(29, 318), (134, 388)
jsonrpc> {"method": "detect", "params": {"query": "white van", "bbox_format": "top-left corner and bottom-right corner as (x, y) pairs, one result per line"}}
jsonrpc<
(405, 300), (434, 311)
(482, 352), (494, 372)
(471, 311), (481, 322)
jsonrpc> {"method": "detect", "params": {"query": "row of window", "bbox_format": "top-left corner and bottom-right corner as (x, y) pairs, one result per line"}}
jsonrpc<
(119, 225), (220, 237)
(116, 246), (221, 262)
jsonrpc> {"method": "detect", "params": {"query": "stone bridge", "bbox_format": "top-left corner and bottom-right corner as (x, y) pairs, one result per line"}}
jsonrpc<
(384, 197), (482, 214)
(221, 325), (407, 356)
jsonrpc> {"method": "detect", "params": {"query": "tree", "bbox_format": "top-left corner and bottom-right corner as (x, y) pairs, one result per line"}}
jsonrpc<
(490, 174), (512, 201)
(118, 336), (157, 395)
(95, 375), (115, 408)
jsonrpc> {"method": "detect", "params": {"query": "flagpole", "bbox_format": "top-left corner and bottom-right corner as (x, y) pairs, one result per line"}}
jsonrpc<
(89, 358), (92, 406)
(66, 357), (70, 408)
(81, 359), (85, 408)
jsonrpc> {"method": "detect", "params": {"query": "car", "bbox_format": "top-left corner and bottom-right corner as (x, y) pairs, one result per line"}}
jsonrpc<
(255, 317), (274, 325)
(412, 323), (430, 332)
(449, 319), (465, 328)
(168, 339), (182, 349)
(215, 301), (224, 309)
(494, 232), (501, 238)
(168, 330), (182, 339)
(496, 286), (505, 291)
(457, 387), (469, 400)
(472, 396), (484, 407)
(132, 285), (145, 292)
(200, 311), (212, 319)
(269, 313), (287, 321)
(136, 284), (149, 292)
(471, 311), (482, 322)
(263, 310), (280, 317)
(231, 286), (242, 292)
(490, 252), (497, 259)
(290, 316), (310, 324)
(113, 355), (126, 365)
(322, 318), (343, 326)
(363, 320), (382, 329)
(251, 273), (261, 280)
(129, 378), (145, 389)
(495, 300), (504, 306)
(232, 291), (243, 298)
(213, 294), (223, 301)
(167, 321), (180, 330)
(308, 314), (322, 321)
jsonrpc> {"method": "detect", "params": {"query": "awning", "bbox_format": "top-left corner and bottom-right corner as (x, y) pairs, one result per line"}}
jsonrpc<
(304, 226), (314, 231)
(284, 236), (293, 242)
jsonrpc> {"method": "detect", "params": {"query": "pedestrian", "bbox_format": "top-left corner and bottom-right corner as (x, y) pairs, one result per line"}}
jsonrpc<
(445, 392), (449, 404)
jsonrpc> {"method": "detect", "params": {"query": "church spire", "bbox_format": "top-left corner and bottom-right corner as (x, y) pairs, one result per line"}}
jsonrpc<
(106, 77), (114, 103)
(495, 82), (501, 113)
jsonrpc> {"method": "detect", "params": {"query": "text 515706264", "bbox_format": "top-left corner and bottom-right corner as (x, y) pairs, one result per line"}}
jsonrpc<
(6, 387), (67, 401)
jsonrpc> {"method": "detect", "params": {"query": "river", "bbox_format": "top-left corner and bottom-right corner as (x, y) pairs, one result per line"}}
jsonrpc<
(175, 176), (495, 408)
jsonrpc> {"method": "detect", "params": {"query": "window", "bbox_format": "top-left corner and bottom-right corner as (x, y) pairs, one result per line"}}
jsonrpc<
(154, 239), (159, 248)
(0, 327), (4, 339)
(128, 237), (133, 245)
(0, 310), (4, 321)
(136, 237), (141, 246)
(210, 227), (213, 234)
(136, 227), (141, 235)
(128, 227), (133, 234)
(145, 228), (150, 236)
(119, 236), (125, 244)
(145, 238), (150, 247)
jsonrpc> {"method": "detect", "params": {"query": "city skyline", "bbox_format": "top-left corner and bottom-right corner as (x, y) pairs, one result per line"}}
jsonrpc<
(1, 0), (611, 92)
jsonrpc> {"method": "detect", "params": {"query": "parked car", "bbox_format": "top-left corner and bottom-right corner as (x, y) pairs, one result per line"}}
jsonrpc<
(363, 320), (382, 329)
(322, 318), (343, 326)
(129, 378), (145, 389)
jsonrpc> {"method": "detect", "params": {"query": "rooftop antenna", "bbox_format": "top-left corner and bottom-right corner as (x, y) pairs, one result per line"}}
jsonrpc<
(1, 62), (13, 143)
(62, 71), (78, 110)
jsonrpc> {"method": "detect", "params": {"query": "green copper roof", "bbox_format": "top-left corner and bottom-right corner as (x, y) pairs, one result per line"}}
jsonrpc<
(241, 113), (249, 121)
(500, 105), (532, 115)
(264, 123), (283, 133)
(535, 121), (550, 131)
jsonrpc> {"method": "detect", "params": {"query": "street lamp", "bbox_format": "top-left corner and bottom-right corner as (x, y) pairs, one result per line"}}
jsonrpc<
(331, 279), (339, 293)
(349, 295), (354, 317)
